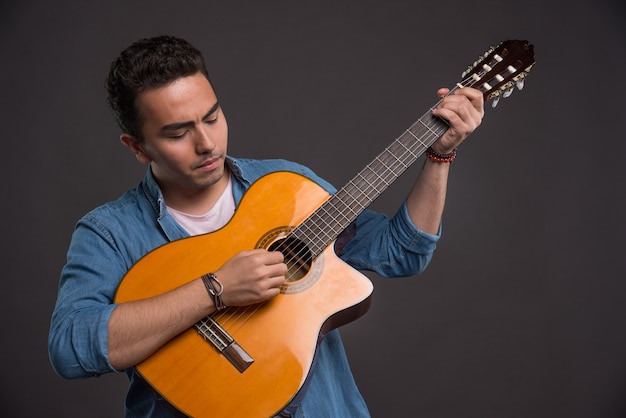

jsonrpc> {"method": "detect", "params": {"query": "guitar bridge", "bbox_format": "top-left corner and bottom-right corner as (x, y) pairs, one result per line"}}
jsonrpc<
(195, 316), (254, 373)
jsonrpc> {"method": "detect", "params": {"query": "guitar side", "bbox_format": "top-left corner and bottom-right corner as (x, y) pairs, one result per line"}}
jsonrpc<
(115, 171), (374, 417)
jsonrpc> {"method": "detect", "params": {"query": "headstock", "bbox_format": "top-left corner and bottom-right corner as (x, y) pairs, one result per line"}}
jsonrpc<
(461, 40), (535, 107)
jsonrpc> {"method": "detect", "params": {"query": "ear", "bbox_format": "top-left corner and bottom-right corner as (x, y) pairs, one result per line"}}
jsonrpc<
(120, 134), (152, 164)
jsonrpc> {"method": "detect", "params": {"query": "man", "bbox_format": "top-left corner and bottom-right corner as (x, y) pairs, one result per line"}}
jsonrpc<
(48, 35), (483, 417)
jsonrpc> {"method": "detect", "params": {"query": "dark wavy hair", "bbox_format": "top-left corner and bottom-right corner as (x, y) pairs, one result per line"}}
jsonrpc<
(105, 35), (211, 139)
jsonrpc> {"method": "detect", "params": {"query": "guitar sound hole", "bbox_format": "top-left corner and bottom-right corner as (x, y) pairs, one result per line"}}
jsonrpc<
(268, 237), (312, 283)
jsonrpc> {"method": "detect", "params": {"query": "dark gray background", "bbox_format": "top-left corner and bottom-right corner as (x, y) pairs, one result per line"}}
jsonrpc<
(2, 0), (625, 417)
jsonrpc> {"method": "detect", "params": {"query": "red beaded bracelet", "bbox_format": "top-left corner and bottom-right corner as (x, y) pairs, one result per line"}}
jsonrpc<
(425, 146), (457, 163)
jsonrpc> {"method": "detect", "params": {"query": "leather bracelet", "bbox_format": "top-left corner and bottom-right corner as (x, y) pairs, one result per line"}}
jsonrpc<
(201, 273), (227, 312)
(425, 146), (457, 163)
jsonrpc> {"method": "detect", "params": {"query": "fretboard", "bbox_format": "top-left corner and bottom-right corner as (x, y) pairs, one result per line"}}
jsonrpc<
(291, 110), (450, 258)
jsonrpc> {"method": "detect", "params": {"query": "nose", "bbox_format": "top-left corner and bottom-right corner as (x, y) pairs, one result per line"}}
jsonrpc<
(195, 124), (216, 154)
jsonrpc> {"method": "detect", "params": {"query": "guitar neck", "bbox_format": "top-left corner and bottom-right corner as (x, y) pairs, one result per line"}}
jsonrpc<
(293, 109), (450, 257)
(291, 39), (536, 259)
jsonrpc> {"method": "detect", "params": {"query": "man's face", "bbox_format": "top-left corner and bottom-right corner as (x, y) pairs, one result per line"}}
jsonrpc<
(126, 72), (229, 200)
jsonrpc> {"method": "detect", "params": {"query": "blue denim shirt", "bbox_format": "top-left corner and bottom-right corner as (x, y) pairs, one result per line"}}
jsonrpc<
(49, 157), (440, 417)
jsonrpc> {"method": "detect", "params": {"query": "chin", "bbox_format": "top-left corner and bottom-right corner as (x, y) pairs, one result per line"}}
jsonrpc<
(197, 171), (225, 188)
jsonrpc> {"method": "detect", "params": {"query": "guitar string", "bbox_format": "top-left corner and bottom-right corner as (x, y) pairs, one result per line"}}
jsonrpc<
(208, 72), (485, 335)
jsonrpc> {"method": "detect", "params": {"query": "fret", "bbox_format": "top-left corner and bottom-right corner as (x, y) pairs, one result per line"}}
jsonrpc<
(297, 213), (338, 251)
(393, 135), (421, 161)
(377, 152), (408, 172)
(404, 127), (429, 149)
(332, 186), (363, 219)
(373, 150), (406, 177)
(417, 119), (441, 138)
(362, 164), (392, 190)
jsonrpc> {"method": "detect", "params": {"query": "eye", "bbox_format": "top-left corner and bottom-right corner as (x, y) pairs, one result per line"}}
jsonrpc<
(170, 130), (189, 139)
(204, 109), (220, 125)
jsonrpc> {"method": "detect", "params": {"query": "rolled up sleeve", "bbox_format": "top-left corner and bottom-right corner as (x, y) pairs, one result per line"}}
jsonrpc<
(48, 219), (125, 379)
(337, 201), (440, 277)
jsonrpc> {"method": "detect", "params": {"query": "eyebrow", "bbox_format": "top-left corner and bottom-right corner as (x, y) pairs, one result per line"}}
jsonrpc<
(160, 101), (220, 133)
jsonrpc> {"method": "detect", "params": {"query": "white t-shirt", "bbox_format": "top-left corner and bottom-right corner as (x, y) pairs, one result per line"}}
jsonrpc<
(167, 176), (235, 236)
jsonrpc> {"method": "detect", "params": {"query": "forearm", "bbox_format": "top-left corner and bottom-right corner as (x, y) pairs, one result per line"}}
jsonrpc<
(405, 158), (451, 235)
(108, 278), (214, 370)
(404, 85), (484, 233)
(108, 248), (287, 370)
(406, 85), (484, 233)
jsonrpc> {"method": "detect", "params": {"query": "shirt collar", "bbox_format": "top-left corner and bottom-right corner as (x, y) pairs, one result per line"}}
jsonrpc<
(141, 156), (248, 220)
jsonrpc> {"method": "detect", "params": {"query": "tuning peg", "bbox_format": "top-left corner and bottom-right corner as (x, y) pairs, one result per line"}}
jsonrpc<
(503, 88), (513, 98)
(516, 79), (525, 90)
(491, 97), (500, 108)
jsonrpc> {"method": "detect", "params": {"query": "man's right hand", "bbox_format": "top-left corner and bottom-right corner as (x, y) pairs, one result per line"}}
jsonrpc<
(215, 249), (288, 307)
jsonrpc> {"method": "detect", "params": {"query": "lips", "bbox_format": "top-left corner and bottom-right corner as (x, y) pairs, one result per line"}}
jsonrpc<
(195, 156), (221, 171)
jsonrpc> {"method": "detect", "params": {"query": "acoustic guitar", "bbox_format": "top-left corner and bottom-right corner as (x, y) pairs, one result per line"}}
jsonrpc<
(115, 39), (535, 417)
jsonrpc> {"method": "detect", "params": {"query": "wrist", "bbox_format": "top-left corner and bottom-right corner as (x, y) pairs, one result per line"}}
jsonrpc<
(425, 146), (457, 163)
(428, 141), (456, 155)
(201, 273), (227, 313)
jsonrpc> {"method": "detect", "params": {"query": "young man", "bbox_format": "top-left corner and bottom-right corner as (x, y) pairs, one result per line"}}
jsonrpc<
(49, 36), (483, 417)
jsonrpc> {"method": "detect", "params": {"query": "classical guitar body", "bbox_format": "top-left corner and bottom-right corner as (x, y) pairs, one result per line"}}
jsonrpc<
(115, 171), (374, 417)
